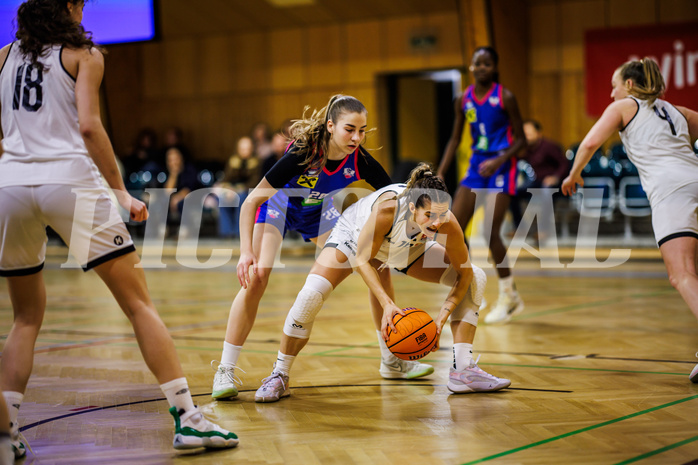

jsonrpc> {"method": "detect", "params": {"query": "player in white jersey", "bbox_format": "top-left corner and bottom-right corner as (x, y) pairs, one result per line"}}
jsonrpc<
(0, 1), (238, 458)
(561, 58), (698, 384)
(254, 164), (511, 402)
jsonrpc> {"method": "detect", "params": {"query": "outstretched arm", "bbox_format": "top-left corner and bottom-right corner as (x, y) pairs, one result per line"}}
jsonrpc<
(561, 99), (628, 196)
(353, 195), (403, 337)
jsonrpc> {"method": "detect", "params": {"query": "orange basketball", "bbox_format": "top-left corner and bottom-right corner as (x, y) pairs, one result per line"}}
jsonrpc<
(386, 307), (437, 360)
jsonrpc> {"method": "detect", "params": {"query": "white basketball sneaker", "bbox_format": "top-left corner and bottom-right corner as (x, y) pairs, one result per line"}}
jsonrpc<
(447, 357), (511, 393)
(254, 372), (290, 403)
(379, 357), (434, 379)
(170, 407), (239, 450)
(690, 353), (698, 383)
(211, 361), (242, 400)
(484, 291), (524, 324)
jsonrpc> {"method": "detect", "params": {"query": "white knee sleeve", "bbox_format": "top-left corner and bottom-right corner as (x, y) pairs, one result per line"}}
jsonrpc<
(283, 274), (334, 339)
(443, 264), (486, 326)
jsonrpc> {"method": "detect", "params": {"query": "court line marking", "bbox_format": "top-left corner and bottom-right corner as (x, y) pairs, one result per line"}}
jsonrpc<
(18, 384), (565, 433)
(25, 330), (698, 366)
(613, 434), (698, 464)
(460, 394), (698, 465)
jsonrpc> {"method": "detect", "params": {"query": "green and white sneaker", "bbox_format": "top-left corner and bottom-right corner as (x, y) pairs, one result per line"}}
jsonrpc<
(379, 357), (434, 380)
(9, 421), (25, 459)
(170, 407), (239, 450)
(211, 361), (242, 400)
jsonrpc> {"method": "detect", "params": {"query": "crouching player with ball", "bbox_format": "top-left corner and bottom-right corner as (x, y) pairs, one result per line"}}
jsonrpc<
(254, 164), (511, 402)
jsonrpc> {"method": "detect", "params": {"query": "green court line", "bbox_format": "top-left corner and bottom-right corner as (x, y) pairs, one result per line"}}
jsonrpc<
(614, 434), (698, 464)
(460, 395), (698, 465)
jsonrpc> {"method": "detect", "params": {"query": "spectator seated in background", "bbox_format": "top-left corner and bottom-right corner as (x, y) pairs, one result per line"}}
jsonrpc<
(163, 146), (200, 239)
(251, 122), (273, 162)
(509, 119), (569, 242)
(123, 128), (162, 190)
(215, 136), (261, 239)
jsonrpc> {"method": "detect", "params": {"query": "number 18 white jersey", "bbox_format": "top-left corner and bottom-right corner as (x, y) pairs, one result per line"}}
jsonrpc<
(620, 96), (698, 206)
(0, 42), (101, 188)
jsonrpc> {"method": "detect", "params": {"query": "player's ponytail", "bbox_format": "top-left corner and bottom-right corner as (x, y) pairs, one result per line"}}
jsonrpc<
(290, 94), (367, 169)
(618, 58), (665, 104)
(399, 163), (451, 208)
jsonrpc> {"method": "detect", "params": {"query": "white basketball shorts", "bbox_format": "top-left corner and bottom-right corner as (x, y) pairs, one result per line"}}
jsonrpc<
(653, 183), (698, 247)
(0, 184), (135, 276)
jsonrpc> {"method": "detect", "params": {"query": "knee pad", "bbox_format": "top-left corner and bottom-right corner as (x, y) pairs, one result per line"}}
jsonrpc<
(283, 274), (334, 339)
(445, 265), (486, 327)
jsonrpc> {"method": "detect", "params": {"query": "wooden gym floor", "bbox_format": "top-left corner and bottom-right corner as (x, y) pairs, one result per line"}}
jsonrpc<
(2, 242), (697, 465)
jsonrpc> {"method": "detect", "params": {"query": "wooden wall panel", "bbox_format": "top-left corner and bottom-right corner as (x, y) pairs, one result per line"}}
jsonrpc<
(234, 32), (269, 92)
(141, 42), (165, 100)
(660, 0), (698, 22)
(560, 0), (605, 72)
(529, 2), (560, 73)
(528, 73), (562, 138)
(163, 39), (198, 97)
(384, 16), (427, 71)
(200, 36), (234, 95)
(270, 29), (305, 90)
(344, 21), (384, 85)
(608, 0), (656, 26)
(424, 13), (465, 70)
(491, 0), (529, 118)
(306, 26), (343, 88)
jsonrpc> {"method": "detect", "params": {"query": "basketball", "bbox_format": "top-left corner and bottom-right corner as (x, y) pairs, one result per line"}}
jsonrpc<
(386, 308), (438, 360)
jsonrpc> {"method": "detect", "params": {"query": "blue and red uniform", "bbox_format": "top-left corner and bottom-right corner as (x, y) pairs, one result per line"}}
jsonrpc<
(257, 141), (391, 241)
(460, 83), (518, 195)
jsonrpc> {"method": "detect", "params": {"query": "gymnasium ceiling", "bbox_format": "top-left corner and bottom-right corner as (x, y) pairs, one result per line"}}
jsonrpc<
(159, 0), (460, 38)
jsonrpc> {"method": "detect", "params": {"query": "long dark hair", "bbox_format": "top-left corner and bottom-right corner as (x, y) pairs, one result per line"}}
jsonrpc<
(289, 94), (367, 169)
(16, 0), (98, 70)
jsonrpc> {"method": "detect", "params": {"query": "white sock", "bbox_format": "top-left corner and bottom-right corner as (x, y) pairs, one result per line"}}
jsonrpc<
(220, 341), (242, 368)
(2, 392), (22, 428)
(498, 276), (515, 295)
(377, 330), (396, 361)
(274, 351), (296, 376)
(160, 377), (196, 415)
(453, 343), (473, 370)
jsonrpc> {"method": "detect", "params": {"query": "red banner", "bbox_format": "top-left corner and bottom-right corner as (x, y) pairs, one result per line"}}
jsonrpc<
(585, 22), (698, 117)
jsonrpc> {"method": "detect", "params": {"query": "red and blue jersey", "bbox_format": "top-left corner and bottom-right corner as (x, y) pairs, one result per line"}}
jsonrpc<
(462, 83), (513, 154)
(257, 142), (391, 240)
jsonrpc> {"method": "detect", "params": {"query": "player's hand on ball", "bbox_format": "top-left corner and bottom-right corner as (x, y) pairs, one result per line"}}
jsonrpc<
(381, 303), (405, 340)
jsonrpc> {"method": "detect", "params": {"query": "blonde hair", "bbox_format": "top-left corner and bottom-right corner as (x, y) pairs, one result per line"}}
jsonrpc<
(618, 58), (666, 104)
(289, 94), (367, 169)
(397, 163), (451, 208)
